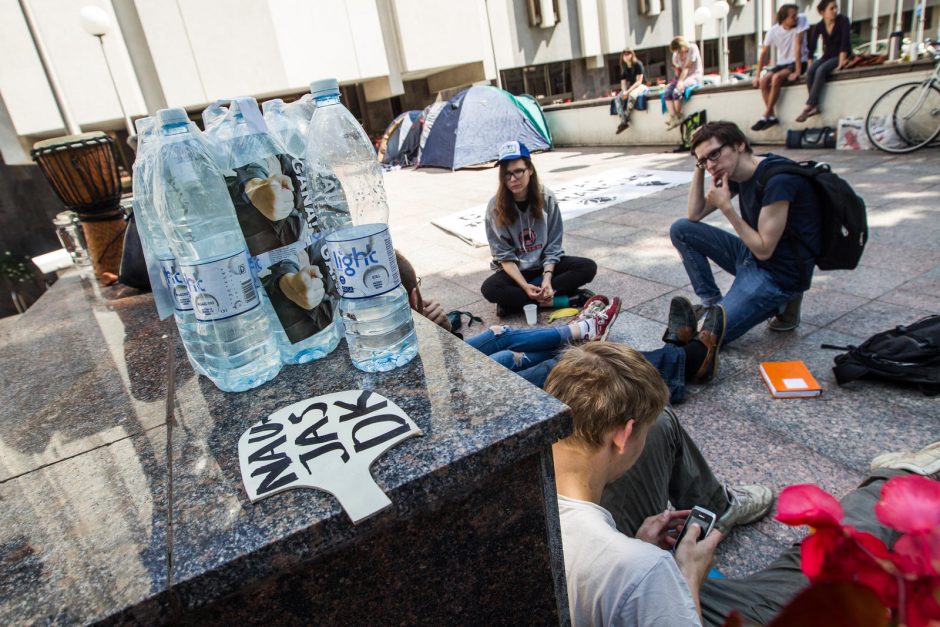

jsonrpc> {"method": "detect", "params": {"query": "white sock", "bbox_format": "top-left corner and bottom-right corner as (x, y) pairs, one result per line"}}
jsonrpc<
(577, 318), (596, 340)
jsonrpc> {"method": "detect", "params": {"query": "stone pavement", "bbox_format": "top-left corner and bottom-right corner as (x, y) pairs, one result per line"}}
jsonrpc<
(385, 145), (940, 578)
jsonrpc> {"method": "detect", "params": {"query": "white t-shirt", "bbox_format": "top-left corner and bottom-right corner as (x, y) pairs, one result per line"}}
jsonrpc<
(764, 14), (810, 65)
(672, 42), (704, 84)
(558, 495), (702, 626)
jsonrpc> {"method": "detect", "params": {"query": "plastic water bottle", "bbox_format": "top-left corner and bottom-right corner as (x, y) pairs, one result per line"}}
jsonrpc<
(262, 98), (307, 159)
(212, 97), (341, 365)
(308, 78), (418, 372)
(132, 116), (207, 377)
(152, 107), (281, 392)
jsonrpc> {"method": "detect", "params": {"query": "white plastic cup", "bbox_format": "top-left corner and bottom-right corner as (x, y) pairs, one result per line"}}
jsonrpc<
(523, 304), (538, 326)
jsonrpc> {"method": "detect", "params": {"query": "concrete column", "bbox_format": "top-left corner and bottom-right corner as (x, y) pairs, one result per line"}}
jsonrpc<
(110, 0), (166, 115)
(374, 0), (404, 98)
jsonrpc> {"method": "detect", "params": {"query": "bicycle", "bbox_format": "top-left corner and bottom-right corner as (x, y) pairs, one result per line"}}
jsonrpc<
(865, 43), (940, 154)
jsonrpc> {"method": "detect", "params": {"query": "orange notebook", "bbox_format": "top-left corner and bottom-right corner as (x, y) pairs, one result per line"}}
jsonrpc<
(759, 361), (822, 398)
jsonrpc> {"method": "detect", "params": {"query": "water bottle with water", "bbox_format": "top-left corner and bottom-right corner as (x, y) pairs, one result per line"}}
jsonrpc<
(211, 97), (341, 365)
(132, 116), (207, 377)
(307, 78), (418, 372)
(152, 107), (281, 392)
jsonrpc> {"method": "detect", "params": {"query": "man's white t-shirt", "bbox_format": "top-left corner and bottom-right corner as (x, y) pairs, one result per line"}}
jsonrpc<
(558, 495), (702, 626)
(764, 14), (810, 65)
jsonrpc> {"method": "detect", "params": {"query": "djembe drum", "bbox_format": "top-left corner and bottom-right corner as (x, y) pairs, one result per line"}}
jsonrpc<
(31, 132), (125, 277)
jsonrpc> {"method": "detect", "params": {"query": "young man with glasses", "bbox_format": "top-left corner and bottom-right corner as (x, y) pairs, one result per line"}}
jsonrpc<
(666, 120), (821, 361)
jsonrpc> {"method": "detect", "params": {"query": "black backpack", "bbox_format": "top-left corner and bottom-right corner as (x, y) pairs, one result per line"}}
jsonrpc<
(823, 315), (940, 396)
(757, 161), (868, 271)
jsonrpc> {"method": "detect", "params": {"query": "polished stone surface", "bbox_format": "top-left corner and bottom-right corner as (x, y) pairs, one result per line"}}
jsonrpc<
(0, 271), (571, 624)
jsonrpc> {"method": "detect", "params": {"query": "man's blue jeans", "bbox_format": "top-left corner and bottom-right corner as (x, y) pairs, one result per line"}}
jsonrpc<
(670, 218), (798, 344)
(467, 326), (689, 403)
(465, 326), (571, 387)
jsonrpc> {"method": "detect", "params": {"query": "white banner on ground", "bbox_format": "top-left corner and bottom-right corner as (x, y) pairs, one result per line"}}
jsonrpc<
(431, 168), (693, 247)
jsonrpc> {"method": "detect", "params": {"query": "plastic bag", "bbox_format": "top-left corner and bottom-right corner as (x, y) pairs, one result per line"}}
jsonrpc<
(836, 116), (871, 150)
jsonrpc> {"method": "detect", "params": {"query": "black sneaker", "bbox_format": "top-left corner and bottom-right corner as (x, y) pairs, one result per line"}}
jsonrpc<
(662, 295), (697, 346)
(694, 305), (727, 383)
(763, 116), (779, 129)
(496, 304), (509, 318)
(768, 293), (803, 332)
(750, 118), (768, 131)
(616, 122), (629, 134)
(568, 288), (596, 309)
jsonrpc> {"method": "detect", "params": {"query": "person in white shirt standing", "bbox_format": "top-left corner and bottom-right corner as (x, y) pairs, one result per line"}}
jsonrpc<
(751, 4), (810, 131)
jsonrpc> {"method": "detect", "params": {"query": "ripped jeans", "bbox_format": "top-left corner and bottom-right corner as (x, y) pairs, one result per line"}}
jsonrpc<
(465, 325), (574, 387)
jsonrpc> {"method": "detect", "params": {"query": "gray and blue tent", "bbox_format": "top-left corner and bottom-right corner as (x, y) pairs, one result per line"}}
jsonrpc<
(417, 85), (552, 170)
(378, 110), (422, 166)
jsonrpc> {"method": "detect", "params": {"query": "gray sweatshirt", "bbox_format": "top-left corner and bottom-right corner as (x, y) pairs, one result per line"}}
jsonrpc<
(485, 186), (564, 272)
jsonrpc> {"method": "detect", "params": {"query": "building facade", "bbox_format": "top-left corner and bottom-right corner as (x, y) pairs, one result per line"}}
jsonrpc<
(1, 0), (937, 165)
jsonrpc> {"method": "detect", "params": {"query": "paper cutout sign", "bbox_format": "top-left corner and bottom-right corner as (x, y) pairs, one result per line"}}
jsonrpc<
(238, 390), (422, 523)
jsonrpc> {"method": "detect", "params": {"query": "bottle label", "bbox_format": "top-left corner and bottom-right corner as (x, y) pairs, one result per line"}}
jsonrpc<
(326, 224), (400, 299)
(179, 250), (260, 321)
(158, 257), (193, 312)
(224, 142), (340, 345)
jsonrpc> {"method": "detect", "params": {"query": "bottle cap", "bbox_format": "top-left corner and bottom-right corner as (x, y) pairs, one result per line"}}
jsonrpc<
(134, 116), (155, 135)
(157, 108), (189, 126)
(310, 78), (340, 98)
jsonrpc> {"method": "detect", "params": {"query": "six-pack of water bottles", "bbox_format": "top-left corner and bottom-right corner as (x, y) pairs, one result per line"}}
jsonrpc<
(133, 78), (418, 392)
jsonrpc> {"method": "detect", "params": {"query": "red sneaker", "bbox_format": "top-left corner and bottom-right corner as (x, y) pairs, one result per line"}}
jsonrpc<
(583, 297), (621, 341)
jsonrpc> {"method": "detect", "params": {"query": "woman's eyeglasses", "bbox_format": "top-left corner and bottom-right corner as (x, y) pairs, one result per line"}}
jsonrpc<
(694, 143), (730, 169)
(505, 167), (529, 181)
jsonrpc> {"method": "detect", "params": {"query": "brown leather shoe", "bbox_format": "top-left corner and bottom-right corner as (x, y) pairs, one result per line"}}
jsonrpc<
(662, 295), (697, 346)
(695, 305), (727, 383)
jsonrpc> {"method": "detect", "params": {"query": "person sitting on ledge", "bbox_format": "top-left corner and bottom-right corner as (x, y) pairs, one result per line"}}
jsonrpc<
(481, 141), (597, 318)
(549, 342), (940, 625)
(751, 3), (810, 131)
(615, 48), (648, 134)
(796, 0), (853, 123)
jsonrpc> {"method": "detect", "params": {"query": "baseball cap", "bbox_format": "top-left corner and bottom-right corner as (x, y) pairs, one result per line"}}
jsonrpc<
(496, 140), (530, 164)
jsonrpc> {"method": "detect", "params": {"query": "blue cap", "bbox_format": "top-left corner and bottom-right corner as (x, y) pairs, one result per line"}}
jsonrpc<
(497, 140), (530, 163)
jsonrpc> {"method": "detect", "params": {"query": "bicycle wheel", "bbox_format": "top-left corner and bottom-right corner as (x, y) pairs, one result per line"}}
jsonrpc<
(867, 82), (940, 153)
(894, 82), (940, 150)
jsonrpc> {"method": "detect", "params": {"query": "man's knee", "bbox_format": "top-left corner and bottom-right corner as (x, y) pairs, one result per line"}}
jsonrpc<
(670, 217), (696, 246)
(771, 72), (788, 86)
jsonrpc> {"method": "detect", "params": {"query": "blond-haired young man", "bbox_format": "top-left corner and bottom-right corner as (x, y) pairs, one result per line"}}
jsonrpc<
(549, 343), (940, 626)
(549, 343), (772, 625)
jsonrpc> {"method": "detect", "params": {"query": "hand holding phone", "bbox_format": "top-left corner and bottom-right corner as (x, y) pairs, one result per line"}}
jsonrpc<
(673, 506), (717, 550)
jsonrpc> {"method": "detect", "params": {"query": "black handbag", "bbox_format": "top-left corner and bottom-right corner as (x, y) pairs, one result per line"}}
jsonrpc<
(118, 210), (152, 291)
(786, 127), (836, 149)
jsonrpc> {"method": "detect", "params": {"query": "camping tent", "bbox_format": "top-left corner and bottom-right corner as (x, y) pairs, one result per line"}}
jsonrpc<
(377, 110), (422, 166)
(417, 85), (552, 170)
(416, 101), (446, 166)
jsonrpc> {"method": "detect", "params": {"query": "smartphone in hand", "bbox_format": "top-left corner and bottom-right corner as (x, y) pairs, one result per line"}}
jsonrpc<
(674, 506), (717, 549)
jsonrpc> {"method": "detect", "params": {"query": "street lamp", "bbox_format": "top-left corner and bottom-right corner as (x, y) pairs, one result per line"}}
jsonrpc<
(693, 6), (712, 72)
(79, 5), (134, 137)
(712, 0), (731, 84)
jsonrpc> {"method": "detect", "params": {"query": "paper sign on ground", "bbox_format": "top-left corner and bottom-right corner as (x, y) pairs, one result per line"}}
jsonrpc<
(238, 390), (422, 523)
(431, 168), (694, 247)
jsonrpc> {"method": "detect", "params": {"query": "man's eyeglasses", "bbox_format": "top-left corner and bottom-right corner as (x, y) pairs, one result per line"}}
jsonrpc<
(505, 167), (529, 181)
(694, 143), (730, 169)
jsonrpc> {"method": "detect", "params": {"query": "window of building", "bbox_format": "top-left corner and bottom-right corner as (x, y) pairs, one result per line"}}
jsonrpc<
(501, 61), (571, 102)
(525, 0), (561, 27)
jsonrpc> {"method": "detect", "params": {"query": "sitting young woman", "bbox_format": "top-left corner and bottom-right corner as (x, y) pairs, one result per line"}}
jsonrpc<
(481, 141), (597, 317)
